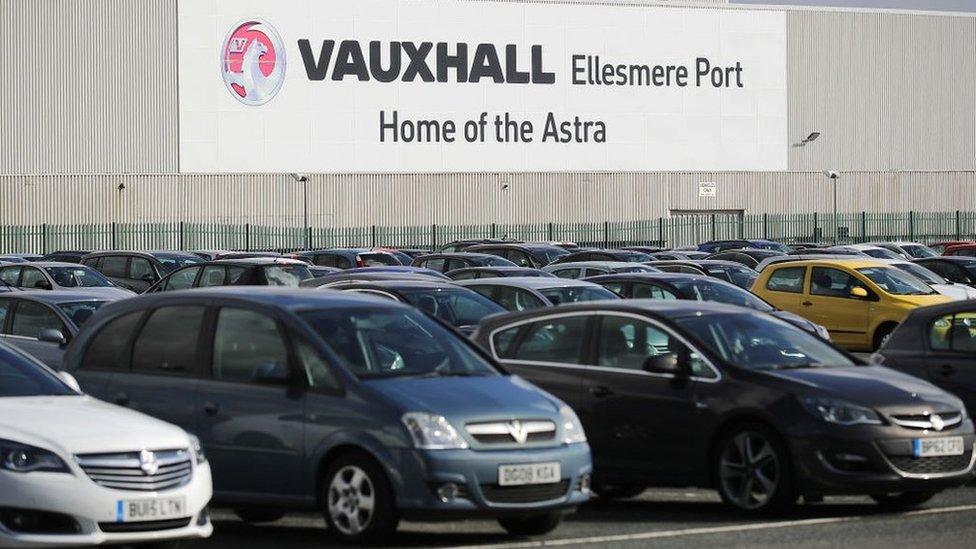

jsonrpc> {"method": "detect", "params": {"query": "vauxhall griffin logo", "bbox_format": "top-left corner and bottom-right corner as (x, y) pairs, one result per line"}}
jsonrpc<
(138, 450), (159, 476)
(506, 421), (530, 444)
(220, 19), (286, 106)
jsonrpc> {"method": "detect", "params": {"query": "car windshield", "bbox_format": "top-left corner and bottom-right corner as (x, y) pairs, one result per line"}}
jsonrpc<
(903, 245), (938, 258)
(670, 279), (774, 312)
(614, 266), (655, 274)
(536, 247), (570, 263)
(401, 288), (505, 327)
(859, 248), (902, 260)
(57, 301), (107, 327)
(44, 266), (112, 288)
(617, 252), (651, 263)
(894, 263), (946, 285)
(676, 313), (855, 371)
(360, 253), (401, 267)
(300, 307), (499, 379)
(539, 286), (620, 305)
(483, 256), (517, 267)
(263, 265), (314, 286)
(0, 347), (75, 396)
(154, 254), (204, 273)
(856, 267), (936, 295)
(706, 265), (759, 289)
(753, 242), (791, 253)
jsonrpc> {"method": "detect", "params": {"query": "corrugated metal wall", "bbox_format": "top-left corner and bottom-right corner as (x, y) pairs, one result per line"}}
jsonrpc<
(0, 0), (178, 174)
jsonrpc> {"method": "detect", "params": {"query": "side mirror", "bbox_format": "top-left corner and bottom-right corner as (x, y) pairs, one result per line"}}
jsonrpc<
(141, 274), (157, 283)
(34, 280), (52, 290)
(642, 353), (686, 375)
(38, 328), (67, 346)
(57, 371), (82, 393)
(850, 287), (869, 299)
(252, 362), (292, 385)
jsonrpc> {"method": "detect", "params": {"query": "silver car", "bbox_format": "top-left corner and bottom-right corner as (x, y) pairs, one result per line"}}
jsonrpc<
(457, 277), (620, 310)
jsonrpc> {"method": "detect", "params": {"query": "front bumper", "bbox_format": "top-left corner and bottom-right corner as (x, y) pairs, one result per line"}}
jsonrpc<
(0, 463), (213, 547)
(390, 443), (592, 520)
(789, 419), (976, 495)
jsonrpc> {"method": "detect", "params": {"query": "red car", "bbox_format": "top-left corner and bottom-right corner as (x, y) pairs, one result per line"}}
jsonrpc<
(932, 240), (975, 254)
(944, 243), (976, 257)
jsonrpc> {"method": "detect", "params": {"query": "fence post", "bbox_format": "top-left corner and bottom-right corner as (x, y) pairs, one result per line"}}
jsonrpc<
(813, 213), (818, 241)
(909, 211), (915, 241)
(762, 214), (768, 240)
(111, 222), (117, 250)
(956, 210), (962, 240)
(245, 224), (250, 251)
(658, 217), (664, 247)
(41, 223), (47, 253)
(370, 225), (376, 248)
(178, 221), (184, 251)
(491, 223), (496, 238)
(860, 212), (867, 243)
(431, 224), (437, 250)
(710, 214), (716, 241)
(547, 222), (553, 241)
(603, 221), (609, 248)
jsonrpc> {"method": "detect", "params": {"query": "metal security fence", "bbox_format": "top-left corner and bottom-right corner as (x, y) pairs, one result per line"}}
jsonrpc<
(2, 211), (975, 255)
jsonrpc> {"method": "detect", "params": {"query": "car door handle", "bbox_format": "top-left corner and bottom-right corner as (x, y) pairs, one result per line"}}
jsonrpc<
(589, 385), (613, 398)
(939, 364), (956, 376)
(801, 301), (813, 307)
(203, 401), (220, 416)
(114, 393), (129, 407)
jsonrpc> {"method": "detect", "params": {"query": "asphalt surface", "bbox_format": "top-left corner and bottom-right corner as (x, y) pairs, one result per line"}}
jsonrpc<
(198, 486), (976, 548)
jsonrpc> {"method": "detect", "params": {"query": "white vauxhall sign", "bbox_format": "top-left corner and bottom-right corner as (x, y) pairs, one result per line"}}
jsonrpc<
(699, 181), (717, 198)
(178, 0), (787, 173)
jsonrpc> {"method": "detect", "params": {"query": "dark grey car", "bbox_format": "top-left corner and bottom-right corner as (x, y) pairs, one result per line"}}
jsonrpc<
(81, 251), (204, 292)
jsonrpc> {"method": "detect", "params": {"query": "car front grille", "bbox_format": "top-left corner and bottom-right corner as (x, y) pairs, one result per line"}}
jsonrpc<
(75, 449), (192, 492)
(98, 517), (191, 533)
(465, 420), (556, 445)
(480, 480), (570, 504)
(890, 412), (964, 431)
(886, 450), (974, 476)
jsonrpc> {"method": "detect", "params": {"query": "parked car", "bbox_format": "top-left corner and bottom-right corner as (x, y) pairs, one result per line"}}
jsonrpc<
(309, 266), (343, 278)
(620, 246), (668, 254)
(698, 239), (791, 254)
(930, 241), (975, 255)
(0, 291), (122, 369)
(474, 300), (974, 512)
(0, 262), (134, 298)
(827, 245), (903, 260)
(436, 238), (521, 253)
(457, 277), (620, 311)
(914, 257), (976, 287)
(412, 253), (517, 273)
(788, 247), (866, 257)
(291, 248), (404, 269)
(323, 279), (507, 334)
(190, 249), (233, 261)
(869, 241), (940, 259)
(301, 272), (449, 289)
(0, 253), (44, 264)
(446, 266), (555, 280)
(945, 243), (976, 257)
(756, 254), (864, 272)
(584, 272), (830, 339)
(873, 301), (976, 415)
(466, 243), (571, 268)
(214, 251), (283, 261)
(706, 249), (786, 269)
(647, 250), (711, 261)
(67, 288), (591, 542)
(753, 259), (952, 350)
(145, 258), (314, 293)
(39, 250), (91, 264)
(647, 260), (759, 290)
(548, 250), (652, 265)
(543, 262), (660, 280)
(389, 248), (431, 259)
(0, 342), (213, 547)
(81, 251), (204, 292)
(878, 260), (976, 301)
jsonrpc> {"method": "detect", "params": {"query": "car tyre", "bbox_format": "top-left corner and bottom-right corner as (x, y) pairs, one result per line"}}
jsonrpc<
(233, 508), (286, 523)
(497, 512), (563, 536)
(871, 491), (937, 509)
(873, 323), (898, 351)
(592, 483), (646, 500)
(320, 451), (399, 545)
(714, 422), (797, 514)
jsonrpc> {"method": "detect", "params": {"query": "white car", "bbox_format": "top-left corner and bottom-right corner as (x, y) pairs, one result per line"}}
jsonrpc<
(0, 343), (212, 547)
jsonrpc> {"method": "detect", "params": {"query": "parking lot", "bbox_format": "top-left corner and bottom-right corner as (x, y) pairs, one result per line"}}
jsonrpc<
(200, 487), (976, 548)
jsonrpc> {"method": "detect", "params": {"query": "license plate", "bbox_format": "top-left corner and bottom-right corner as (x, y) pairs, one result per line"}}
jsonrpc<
(116, 496), (186, 523)
(913, 437), (965, 458)
(498, 462), (561, 486)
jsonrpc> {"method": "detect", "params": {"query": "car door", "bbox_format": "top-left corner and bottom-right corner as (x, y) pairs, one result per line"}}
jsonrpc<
(577, 313), (712, 481)
(99, 255), (132, 290)
(926, 261), (976, 287)
(71, 310), (145, 398)
(19, 267), (51, 290)
(161, 266), (202, 291)
(925, 311), (976, 415)
(128, 256), (159, 292)
(195, 306), (307, 499)
(197, 265), (228, 288)
(0, 266), (22, 289)
(3, 300), (70, 369)
(759, 266), (806, 312)
(806, 267), (872, 347)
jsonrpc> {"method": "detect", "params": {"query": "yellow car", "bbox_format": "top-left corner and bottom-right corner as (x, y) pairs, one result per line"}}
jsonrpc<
(753, 259), (952, 351)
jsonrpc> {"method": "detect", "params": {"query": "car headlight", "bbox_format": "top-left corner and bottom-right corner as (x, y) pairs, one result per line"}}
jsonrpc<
(559, 405), (587, 445)
(187, 433), (206, 465)
(0, 439), (70, 473)
(813, 323), (831, 341)
(800, 397), (882, 426)
(402, 413), (468, 450)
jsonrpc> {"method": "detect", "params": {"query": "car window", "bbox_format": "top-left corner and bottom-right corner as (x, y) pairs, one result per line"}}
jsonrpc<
(0, 267), (21, 286)
(401, 289), (505, 327)
(294, 336), (341, 391)
(263, 265), (313, 286)
(58, 301), (106, 328)
(198, 266), (227, 287)
(131, 306), (206, 375)
(164, 266), (201, 290)
(856, 267), (935, 296)
(597, 314), (713, 377)
(552, 268), (581, 279)
(491, 325), (523, 359)
(153, 254), (203, 273)
(494, 286), (545, 311)
(599, 281), (627, 296)
(633, 283), (678, 300)
(450, 271), (476, 280)
(511, 315), (588, 364)
(0, 301), (8, 329)
(0, 348), (75, 397)
(810, 267), (866, 298)
(767, 267), (806, 293)
(10, 301), (64, 339)
(44, 266), (112, 288)
(314, 254), (338, 268)
(423, 258), (446, 272)
(671, 279), (774, 312)
(359, 253), (400, 267)
(508, 251), (533, 267)
(226, 266), (248, 284)
(101, 256), (129, 278)
(539, 286), (619, 305)
(20, 268), (48, 289)
(80, 311), (144, 371)
(930, 313), (976, 353)
(212, 308), (290, 383)
(130, 257), (155, 281)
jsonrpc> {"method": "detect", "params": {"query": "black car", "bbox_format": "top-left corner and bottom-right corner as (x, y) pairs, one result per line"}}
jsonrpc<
(788, 247), (863, 257)
(446, 266), (556, 280)
(621, 246), (668, 254)
(411, 253), (517, 273)
(144, 258), (314, 292)
(466, 243), (570, 268)
(81, 251), (204, 292)
(322, 279), (506, 334)
(647, 251), (711, 261)
(473, 300), (975, 512)
(706, 249), (785, 269)
(873, 301), (976, 415)
(584, 272), (829, 339)
(548, 250), (652, 265)
(39, 250), (91, 263)
(698, 240), (791, 254)
(647, 260), (759, 290)
(291, 248), (403, 269)
(436, 238), (521, 253)
(914, 257), (976, 287)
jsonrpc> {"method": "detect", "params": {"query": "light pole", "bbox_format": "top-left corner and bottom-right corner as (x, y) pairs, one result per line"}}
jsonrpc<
(292, 173), (310, 249)
(823, 171), (840, 244)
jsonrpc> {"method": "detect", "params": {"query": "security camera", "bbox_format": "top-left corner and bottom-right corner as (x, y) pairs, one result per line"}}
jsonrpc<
(501, 184), (510, 190)
(291, 173), (309, 183)
(823, 170), (840, 180)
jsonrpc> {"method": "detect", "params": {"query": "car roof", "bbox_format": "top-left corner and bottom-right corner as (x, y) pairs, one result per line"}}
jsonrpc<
(546, 261), (650, 268)
(917, 256), (976, 264)
(448, 266), (540, 273)
(585, 272), (709, 284)
(417, 252), (506, 260)
(330, 279), (463, 291)
(16, 261), (87, 268)
(105, 287), (407, 312)
(763, 258), (891, 269)
(0, 290), (120, 304)
(650, 260), (745, 268)
(456, 277), (602, 289)
(84, 250), (198, 257)
(213, 257), (307, 266)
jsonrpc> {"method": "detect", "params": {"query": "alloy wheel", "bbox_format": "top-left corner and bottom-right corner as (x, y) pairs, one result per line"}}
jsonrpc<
(719, 432), (781, 510)
(327, 465), (376, 535)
